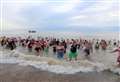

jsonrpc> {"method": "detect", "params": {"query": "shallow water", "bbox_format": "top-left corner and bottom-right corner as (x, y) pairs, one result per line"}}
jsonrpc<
(0, 64), (119, 82)
(0, 46), (120, 75)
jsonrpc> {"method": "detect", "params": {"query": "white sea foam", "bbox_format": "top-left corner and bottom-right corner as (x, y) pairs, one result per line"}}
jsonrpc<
(0, 49), (120, 75)
(110, 67), (120, 75)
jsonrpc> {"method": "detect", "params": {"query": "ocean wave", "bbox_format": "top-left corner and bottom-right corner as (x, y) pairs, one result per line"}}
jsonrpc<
(0, 50), (120, 75)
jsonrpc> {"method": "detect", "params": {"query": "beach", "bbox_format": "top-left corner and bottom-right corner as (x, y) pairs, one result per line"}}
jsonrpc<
(0, 64), (120, 82)
(0, 0), (119, 81)
(0, 46), (120, 82)
(0, 36), (120, 82)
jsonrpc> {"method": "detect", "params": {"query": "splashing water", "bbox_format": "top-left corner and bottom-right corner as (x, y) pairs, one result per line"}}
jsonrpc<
(0, 48), (120, 75)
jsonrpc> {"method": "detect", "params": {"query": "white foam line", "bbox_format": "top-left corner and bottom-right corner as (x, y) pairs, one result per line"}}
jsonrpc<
(0, 50), (120, 75)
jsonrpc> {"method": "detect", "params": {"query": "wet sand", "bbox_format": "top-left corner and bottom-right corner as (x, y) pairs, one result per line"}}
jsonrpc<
(0, 64), (119, 82)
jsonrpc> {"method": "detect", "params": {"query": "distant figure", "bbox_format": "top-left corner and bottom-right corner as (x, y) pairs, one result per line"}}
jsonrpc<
(21, 39), (26, 47)
(95, 42), (100, 50)
(113, 41), (118, 47)
(100, 40), (107, 50)
(1, 36), (6, 46)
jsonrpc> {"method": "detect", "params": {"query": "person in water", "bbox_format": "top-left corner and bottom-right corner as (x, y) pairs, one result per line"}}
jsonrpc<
(35, 41), (41, 56)
(100, 40), (107, 50)
(56, 42), (65, 59)
(95, 42), (100, 50)
(69, 42), (78, 61)
(44, 43), (49, 56)
(7, 38), (16, 50)
(1, 36), (6, 47)
(53, 43), (57, 55)
(111, 47), (120, 66)
(83, 41), (91, 57)
(27, 39), (34, 52)
(62, 40), (67, 54)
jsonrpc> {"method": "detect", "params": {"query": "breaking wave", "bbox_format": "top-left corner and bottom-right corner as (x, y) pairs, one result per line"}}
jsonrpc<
(0, 50), (120, 75)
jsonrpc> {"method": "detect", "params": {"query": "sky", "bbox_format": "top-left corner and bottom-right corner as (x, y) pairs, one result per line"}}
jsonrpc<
(0, 0), (120, 34)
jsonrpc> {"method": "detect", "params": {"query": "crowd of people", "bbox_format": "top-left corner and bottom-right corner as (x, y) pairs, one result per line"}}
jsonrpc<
(0, 36), (120, 65)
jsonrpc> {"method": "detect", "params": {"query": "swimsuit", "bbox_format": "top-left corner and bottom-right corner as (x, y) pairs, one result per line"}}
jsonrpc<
(57, 49), (64, 59)
(69, 51), (77, 59)
(69, 45), (78, 59)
